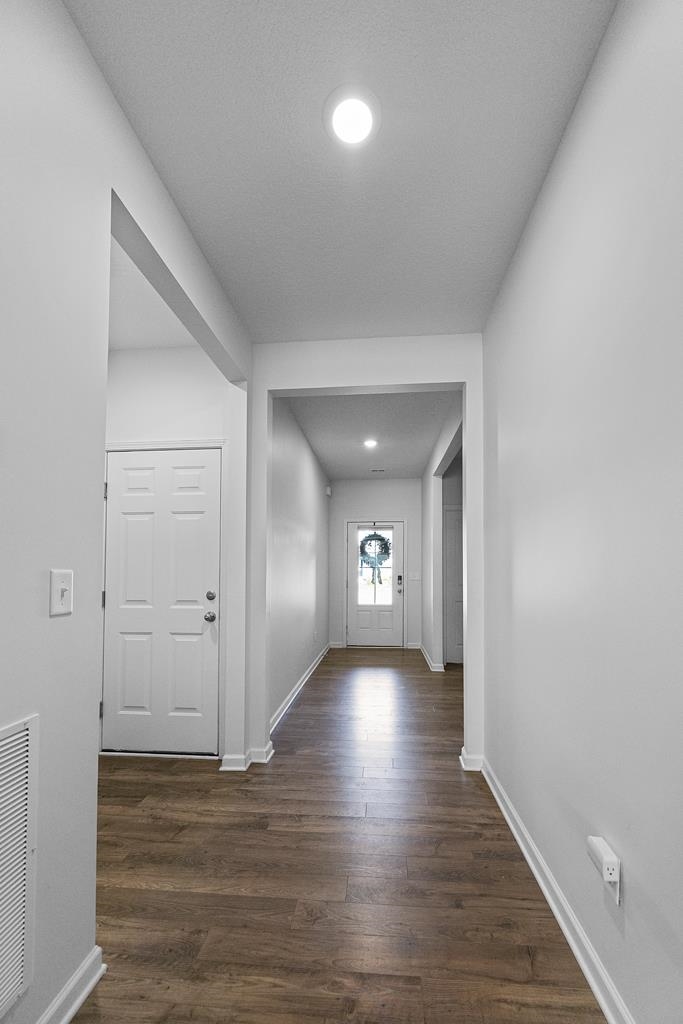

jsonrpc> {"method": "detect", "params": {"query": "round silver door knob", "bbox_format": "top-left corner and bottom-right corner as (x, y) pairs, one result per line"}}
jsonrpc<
(204, 611), (217, 622)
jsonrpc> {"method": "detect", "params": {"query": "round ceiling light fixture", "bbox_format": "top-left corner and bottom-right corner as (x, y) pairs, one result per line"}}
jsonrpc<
(324, 87), (380, 146)
(364, 438), (378, 449)
(333, 98), (372, 144)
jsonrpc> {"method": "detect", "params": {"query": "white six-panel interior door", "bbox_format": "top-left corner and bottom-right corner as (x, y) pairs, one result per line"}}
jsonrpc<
(346, 522), (404, 646)
(102, 448), (221, 754)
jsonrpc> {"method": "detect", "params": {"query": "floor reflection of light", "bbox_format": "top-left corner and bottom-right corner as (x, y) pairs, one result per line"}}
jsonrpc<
(349, 669), (399, 740)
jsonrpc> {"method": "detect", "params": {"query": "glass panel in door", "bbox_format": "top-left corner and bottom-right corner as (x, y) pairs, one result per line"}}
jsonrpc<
(356, 527), (393, 606)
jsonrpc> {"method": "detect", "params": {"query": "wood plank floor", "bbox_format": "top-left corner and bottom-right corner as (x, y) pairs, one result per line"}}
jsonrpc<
(75, 648), (606, 1023)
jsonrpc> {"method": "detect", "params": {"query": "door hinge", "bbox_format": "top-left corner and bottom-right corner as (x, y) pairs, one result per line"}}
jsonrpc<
(104, 481), (108, 500)
(99, 700), (103, 720)
(101, 590), (106, 608)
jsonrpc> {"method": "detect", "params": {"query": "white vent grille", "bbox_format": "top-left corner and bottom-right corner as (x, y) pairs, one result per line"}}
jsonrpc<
(0, 715), (37, 1018)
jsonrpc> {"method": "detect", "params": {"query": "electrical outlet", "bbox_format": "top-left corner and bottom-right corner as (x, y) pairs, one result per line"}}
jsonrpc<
(587, 835), (621, 904)
(604, 862), (619, 883)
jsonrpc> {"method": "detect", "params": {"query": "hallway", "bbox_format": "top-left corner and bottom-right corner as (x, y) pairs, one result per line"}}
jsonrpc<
(75, 650), (605, 1023)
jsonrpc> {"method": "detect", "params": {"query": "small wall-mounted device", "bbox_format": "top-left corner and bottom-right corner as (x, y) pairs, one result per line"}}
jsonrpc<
(49, 569), (74, 616)
(587, 835), (621, 905)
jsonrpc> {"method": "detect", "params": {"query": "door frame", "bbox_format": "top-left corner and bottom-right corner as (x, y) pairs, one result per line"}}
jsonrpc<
(343, 518), (406, 648)
(103, 438), (227, 758)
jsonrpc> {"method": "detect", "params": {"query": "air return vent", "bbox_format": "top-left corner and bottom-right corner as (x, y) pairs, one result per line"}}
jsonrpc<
(0, 715), (38, 1018)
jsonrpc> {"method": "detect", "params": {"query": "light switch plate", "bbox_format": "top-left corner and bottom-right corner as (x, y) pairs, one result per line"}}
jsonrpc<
(50, 569), (73, 616)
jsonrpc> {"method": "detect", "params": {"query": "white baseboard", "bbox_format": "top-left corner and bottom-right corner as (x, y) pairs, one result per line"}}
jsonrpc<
(482, 760), (636, 1024)
(219, 752), (251, 772)
(328, 641), (345, 648)
(220, 741), (274, 772)
(405, 642), (421, 649)
(36, 946), (105, 1024)
(420, 645), (445, 672)
(249, 741), (274, 764)
(270, 645), (329, 734)
(100, 751), (218, 760)
(459, 748), (483, 771)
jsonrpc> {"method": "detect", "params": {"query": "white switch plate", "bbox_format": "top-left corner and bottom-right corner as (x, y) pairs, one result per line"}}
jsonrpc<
(50, 569), (73, 616)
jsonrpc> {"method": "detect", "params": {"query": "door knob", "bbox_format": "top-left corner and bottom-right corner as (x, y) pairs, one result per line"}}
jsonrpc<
(204, 611), (216, 623)
(206, 590), (216, 601)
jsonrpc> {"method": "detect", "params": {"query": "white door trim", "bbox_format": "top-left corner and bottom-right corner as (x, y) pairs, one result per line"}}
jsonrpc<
(343, 519), (406, 648)
(107, 438), (227, 451)
(103, 439), (227, 759)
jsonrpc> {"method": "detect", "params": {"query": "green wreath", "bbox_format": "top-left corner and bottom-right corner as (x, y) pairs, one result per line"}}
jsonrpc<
(359, 532), (391, 585)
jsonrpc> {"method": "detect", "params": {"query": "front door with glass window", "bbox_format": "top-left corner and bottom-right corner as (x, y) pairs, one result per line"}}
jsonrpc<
(347, 522), (404, 646)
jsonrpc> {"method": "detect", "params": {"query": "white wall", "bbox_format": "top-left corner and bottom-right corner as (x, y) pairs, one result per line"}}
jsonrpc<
(483, 2), (683, 1021)
(106, 346), (248, 765)
(107, 345), (236, 442)
(268, 400), (329, 726)
(0, 3), (251, 1020)
(329, 479), (422, 647)
(247, 335), (484, 764)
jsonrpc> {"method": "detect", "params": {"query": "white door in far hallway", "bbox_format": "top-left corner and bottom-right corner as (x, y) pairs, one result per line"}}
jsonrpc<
(347, 522), (404, 646)
(103, 448), (221, 754)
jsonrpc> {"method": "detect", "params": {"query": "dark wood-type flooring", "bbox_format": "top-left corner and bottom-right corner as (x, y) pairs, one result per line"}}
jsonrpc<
(75, 648), (606, 1023)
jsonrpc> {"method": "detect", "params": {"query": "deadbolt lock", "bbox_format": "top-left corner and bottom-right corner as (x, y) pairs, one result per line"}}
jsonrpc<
(206, 590), (216, 601)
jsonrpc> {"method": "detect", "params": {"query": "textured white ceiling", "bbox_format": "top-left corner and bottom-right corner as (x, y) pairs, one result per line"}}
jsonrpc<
(286, 390), (459, 480)
(67, 0), (616, 344)
(109, 238), (195, 350)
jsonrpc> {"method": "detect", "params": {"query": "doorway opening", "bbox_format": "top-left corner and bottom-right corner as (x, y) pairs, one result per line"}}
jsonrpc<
(442, 451), (464, 666)
(265, 384), (473, 761)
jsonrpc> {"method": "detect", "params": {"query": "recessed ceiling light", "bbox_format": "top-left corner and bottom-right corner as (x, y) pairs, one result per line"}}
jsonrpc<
(324, 87), (380, 146)
(332, 98), (372, 144)
(364, 438), (378, 448)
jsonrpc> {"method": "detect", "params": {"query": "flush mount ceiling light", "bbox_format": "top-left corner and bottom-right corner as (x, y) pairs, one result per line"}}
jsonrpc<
(333, 98), (372, 143)
(324, 87), (380, 146)
(364, 438), (378, 448)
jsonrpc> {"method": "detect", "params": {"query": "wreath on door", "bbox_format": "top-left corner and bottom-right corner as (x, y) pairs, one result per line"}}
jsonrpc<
(359, 532), (391, 585)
